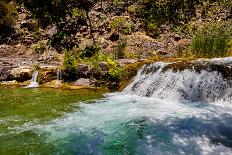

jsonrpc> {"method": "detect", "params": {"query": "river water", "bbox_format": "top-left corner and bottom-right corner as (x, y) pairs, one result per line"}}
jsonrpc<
(1, 60), (232, 154)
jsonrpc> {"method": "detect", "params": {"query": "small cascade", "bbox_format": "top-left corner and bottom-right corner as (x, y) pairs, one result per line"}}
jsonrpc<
(124, 57), (232, 103)
(56, 68), (62, 87)
(10, 57), (232, 154)
(25, 70), (39, 88)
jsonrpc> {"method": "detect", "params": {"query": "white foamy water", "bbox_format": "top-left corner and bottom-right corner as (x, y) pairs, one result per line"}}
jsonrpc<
(56, 68), (62, 87)
(21, 93), (231, 154)
(124, 61), (232, 103)
(14, 59), (232, 154)
(25, 70), (39, 88)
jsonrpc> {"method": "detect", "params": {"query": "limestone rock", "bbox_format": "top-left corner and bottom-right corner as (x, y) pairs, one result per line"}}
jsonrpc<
(77, 64), (90, 78)
(72, 78), (90, 86)
(10, 67), (32, 82)
(117, 59), (138, 66)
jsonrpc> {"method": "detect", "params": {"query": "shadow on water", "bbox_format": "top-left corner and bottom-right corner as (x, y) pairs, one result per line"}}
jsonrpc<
(43, 114), (232, 155)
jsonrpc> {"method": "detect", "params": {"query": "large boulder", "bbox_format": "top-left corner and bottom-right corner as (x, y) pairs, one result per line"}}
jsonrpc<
(39, 69), (57, 84)
(77, 63), (90, 78)
(10, 67), (32, 82)
(0, 62), (14, 81)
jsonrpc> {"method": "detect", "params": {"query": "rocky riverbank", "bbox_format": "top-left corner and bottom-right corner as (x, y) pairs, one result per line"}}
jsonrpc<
(0, 58), (148, 90)
(2, 57), (232, 91)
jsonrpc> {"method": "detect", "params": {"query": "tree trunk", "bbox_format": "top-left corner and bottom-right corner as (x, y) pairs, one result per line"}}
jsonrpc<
(85, 10), (96, 44)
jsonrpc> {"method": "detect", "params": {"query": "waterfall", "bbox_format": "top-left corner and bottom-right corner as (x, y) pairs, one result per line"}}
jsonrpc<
(25, 70), (39, 88)
(56, 68), (62, 87)
(57, 68), (62, 81)
(124, 58), (232, 103)
(12, 57), (232, 154)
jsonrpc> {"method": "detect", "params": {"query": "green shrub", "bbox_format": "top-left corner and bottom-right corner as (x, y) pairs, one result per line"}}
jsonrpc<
(110, 17), (134, 34)
(80, 44), (101, 58)
(113, 0), (123, 7)
(63, 49), (77, 81)
(128, 5), (137, 14)
(112, 37), (127, 59)
(146, 22), (160, 37)
(140, 0), (197, 36)
(34, 41), (46, 54)
(190, 23), (232, 58)
(107, 58), (124, 82)
(49, 32), (79, 52)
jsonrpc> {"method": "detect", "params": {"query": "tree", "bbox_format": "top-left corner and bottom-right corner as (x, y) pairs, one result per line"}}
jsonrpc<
(79, 0), (96, 44)
(20, 0), (96, 47)
(0, 0), (17, 36)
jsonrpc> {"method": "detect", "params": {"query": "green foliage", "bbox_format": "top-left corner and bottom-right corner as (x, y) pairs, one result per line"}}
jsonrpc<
(76, 45), (111, 72)
(34, 63), (41, 71)
(72, 8), (85, 17)
(74, 44), (124, 82)
(34, 41), (46, 54)
(190, 23), (232, 58)
(112, 37), (127, 59)
(174, 23), (198, 38)
(128, 5), (137, 14)
(140, 0), (197, 36)
(107, 58), (124, 81)
(80, 44), (101, 58)
(20, 0), (94, 27)
(113, 0), (123, 7)
(110, 17), (134, 34)
(0, 1), (17, 34)
(146, 22), (160, 37)
(63, 49), (77, 81)
(49, 31), (79, 52)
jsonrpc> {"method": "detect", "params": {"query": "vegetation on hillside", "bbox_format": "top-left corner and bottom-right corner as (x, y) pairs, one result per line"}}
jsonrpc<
(1, 0), (232, 86)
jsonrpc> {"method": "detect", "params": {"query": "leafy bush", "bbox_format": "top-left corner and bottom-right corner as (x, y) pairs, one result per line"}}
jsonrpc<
(110, 17), (134, 34)
(63, 49), (77, 81)
(49, 32), (79, 52)
(80, 44), (101, 58)
(107, 59), (124, 82)
(34, 41), (46, 54)
(75, 44), (106, 67)
(113, 0), (123, 7)
(190, 23), (232, 58)
(112, 37), (127, 59)
(146, 22), (160, 37)
(128, 5), (137, 14)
